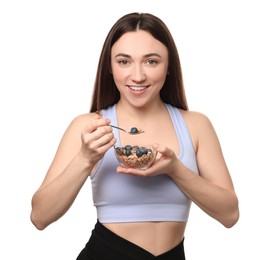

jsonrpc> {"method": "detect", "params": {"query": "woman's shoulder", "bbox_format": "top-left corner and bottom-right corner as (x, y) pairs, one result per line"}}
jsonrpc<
(179, 109), (216, 147)
(65, 112), (97, 132)
(71, 112), (97, 123)
(180, 109), (211, 125)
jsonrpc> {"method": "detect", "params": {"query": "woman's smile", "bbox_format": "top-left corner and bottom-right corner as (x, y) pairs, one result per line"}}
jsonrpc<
(127, 84), (150, 92)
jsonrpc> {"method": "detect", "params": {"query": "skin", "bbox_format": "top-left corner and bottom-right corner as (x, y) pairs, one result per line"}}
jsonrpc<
(31, 30), (239, 256)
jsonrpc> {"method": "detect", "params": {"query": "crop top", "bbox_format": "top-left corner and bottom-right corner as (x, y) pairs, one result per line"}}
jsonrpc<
(90, 103), (198, 223)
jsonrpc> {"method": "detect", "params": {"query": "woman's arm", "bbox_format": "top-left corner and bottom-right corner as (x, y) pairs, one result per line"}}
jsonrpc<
(30, 114), (116, 230)
(117, 111), (239, 227)
(173, 111), (239, 227)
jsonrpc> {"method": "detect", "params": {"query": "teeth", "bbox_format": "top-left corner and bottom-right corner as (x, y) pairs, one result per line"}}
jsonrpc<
(129, 86), (146, 91)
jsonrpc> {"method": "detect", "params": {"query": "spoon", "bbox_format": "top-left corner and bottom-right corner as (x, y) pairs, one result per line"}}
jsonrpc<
(110, 125), (145, 135)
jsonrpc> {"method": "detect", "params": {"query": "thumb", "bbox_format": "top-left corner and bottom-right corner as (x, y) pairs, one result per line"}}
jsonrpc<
(152, 143), (174, 157)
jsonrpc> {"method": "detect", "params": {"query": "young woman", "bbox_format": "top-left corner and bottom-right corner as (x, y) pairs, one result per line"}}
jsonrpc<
(30, 12), (239, 259)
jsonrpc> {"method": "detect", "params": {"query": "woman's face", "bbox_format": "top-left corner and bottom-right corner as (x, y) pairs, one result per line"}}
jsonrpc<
(111, 30), (169, 108)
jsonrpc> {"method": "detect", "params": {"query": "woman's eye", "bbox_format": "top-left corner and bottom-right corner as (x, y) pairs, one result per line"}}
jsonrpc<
(118, 60), (128, 65)
(147, 59), (158, 65)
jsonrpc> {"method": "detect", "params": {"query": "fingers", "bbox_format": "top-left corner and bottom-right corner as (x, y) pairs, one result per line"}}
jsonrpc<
(83, 118), (111, 134)
(91, 130), (116, 152)
(80, 117), (115, 156)
(81, 118), (110, 142)
(152, 143), (173, 157)
(116, 166), (151, 176)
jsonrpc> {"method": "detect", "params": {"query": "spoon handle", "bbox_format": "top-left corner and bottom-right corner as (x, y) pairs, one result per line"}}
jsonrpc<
(109, 125), (128, 133)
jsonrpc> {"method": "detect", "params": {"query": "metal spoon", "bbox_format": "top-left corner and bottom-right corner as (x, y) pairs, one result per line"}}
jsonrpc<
(110, 125), (145, 135)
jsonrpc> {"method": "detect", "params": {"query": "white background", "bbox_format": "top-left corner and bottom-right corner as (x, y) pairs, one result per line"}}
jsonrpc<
(1, 0), (269, 259)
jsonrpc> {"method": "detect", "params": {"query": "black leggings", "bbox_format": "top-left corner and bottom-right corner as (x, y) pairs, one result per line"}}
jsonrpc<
(76, 221), (186, 260)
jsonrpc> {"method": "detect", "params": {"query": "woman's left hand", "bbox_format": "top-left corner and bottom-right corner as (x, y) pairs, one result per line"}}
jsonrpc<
(116, 143), (179, 177)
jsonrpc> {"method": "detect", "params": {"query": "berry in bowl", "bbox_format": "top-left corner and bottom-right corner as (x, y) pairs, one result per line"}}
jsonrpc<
(114, 145), (157, 170)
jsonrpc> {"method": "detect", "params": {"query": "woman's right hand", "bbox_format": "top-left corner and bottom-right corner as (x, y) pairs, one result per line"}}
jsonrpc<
(80, 116), (116, 166)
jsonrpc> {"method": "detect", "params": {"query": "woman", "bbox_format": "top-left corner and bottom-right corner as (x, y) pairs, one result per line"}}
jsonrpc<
(30, 12), (239, 259)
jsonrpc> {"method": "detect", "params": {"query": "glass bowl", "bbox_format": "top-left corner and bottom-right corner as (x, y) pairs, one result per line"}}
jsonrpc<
(114, 144), (157, 170)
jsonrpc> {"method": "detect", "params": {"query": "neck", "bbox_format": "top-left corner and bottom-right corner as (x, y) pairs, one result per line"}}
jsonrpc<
(116, 100), (165, 119)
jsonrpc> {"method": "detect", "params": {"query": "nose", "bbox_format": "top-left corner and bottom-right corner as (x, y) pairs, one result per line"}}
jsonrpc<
(131, 64), (146, 82)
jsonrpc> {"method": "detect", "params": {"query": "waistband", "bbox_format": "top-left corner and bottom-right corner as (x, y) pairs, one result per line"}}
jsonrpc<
(84, 220), (186, 259)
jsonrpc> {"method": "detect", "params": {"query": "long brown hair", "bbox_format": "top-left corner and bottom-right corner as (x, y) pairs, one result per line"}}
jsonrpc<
(90, 12), (188, 112)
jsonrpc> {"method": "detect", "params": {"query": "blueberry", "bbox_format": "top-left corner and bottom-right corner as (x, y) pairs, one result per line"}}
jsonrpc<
(124, 145), (132, 150)
(136, 149), (143, 157)
(130, 127), (139, 134)
(141, 147), (148, 154)
(125, 149), (131, 156)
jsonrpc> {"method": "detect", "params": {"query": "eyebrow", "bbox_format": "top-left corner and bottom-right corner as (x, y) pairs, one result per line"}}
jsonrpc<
(114, 53), (162, 58)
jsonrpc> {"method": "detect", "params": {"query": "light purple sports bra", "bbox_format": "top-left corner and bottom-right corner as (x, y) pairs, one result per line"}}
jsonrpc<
(90, 103), (198, 223)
